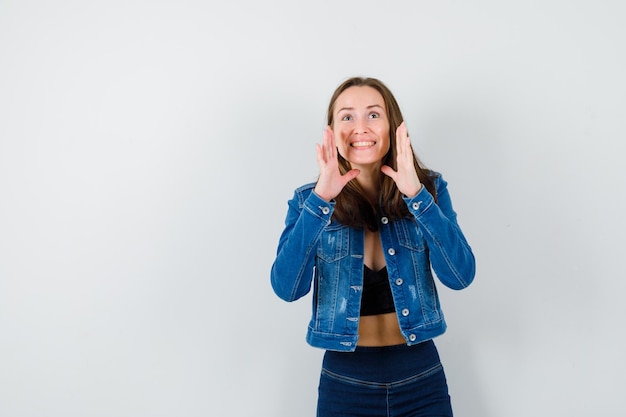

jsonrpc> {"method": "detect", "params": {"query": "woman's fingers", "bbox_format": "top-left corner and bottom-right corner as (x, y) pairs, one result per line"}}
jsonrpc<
(328, 126), (338, 161)
(314, 126), (359, 201)
(343, 168), (361, 184)
(396, 122), (405, 156)
(384, 122), (422, 197)
(319, 126), (333, 163)
(396, 122), (412, 159)
(315, 142), (325, 166)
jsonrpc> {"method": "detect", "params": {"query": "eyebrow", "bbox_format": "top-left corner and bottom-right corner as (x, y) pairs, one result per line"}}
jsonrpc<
(336, 104), (384, 113)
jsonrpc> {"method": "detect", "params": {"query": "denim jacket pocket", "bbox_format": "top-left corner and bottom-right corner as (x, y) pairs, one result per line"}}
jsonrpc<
(396, 220), (426, 252)
(317, 223), (350, 263)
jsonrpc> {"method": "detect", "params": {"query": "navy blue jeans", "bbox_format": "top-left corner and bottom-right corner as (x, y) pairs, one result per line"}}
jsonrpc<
(317, 340), (453, 417)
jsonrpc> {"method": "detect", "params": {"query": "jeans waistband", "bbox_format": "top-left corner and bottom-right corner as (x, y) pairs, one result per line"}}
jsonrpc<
(322, 339), (441, 384)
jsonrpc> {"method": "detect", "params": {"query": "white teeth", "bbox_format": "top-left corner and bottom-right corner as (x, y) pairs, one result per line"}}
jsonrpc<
(351, 141), (374, 147)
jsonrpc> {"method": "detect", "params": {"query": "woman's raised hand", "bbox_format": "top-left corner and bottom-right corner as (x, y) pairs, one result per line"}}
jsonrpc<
(313, 126), (360, 202)
(381, 122), (422, 198)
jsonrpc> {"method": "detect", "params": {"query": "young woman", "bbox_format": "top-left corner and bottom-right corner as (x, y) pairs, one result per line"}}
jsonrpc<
(271, 77), (475, 416)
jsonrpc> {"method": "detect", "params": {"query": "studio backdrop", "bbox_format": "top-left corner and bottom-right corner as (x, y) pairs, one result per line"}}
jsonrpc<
(1, 1), (625, 416)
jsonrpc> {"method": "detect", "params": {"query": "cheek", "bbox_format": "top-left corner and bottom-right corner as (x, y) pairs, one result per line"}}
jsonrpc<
(336, 145), (349, 160)
(333, 129), (349, 154)
(379, 131), (391, 152)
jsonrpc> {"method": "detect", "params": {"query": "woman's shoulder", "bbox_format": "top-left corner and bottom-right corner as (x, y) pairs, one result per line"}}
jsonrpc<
(288, 182), (317, 206)
(426, 169), (442, 180)
(425, 170), (451, 197)
(426, 169), (449, 182)
(294, 182), (317, 194)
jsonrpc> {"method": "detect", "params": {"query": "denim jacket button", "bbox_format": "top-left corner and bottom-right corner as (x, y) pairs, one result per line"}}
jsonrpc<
(409, 334), (417, 342)
(395, 278), (403, 285)
(387, 248), (396, 256)
(381, 216), (389, 224)
(321, 207), (330, 215)
(412, 202), (421, 210)
(401, 308), (410, 316)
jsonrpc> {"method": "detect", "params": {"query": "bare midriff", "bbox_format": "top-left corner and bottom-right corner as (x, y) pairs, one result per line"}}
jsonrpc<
(358, 229), (406, 347)
(358, 312), (406, 346)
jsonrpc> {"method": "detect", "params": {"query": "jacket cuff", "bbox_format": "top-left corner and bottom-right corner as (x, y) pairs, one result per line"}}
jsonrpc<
(303, 190), (335, 221)
(403, 185), (435, 218)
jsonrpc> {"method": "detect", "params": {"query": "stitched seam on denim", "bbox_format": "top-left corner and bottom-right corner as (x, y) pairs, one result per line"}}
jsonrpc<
(418, 213), (468, 289)
(321, 369), (387, 389)
(315, 260), (340, 331)
(386, 385), (390, 417)
(289, 205), (327, 301)
(387, 363), (443, 388)
(320, 363), (442, 389)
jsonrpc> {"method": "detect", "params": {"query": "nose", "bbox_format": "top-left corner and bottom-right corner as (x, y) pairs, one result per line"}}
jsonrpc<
(354, 118), (368, 134)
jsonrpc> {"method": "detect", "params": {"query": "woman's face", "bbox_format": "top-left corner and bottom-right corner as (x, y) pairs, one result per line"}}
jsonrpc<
(332, 86), (390, 172)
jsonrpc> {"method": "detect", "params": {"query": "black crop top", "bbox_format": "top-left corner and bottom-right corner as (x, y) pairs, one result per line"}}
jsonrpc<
(359, 265), (396, 316)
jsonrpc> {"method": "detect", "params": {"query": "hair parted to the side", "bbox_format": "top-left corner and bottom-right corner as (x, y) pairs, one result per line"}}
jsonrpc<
(325, 76), (437, 231)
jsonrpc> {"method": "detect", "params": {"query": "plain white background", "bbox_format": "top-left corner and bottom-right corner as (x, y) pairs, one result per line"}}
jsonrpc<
(1, 1), (625, 416)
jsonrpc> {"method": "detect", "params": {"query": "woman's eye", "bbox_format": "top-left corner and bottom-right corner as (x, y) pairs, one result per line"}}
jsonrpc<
(341, 115), (353, 121)
(369, 112), (379, 119)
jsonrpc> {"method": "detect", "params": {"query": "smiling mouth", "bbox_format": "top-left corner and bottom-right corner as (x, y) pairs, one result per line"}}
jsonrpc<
(351, 141), (376, 147)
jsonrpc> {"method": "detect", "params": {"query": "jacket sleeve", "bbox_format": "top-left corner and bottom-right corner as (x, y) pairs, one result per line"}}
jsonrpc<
(404, 174), (476, 290)
(270, 187), (334, 301)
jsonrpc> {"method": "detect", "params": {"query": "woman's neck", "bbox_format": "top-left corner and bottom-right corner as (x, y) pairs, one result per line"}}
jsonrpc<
(355, 166), (380, 203)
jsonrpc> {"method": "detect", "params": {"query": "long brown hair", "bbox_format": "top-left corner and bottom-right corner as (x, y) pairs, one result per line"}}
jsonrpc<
(325, 77), (436, 231)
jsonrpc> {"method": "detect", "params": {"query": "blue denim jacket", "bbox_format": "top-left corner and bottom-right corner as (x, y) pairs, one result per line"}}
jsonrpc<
(271, 173), (475, 352)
